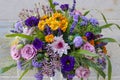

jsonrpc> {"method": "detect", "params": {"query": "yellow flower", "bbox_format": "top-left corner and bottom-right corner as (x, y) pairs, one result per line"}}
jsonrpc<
(11, 37), (19, 46)
(45, 34), (54, 43)
(38, 20), (46, 31)
(40, 15), (49, 20)
(49, 20), (59, 31)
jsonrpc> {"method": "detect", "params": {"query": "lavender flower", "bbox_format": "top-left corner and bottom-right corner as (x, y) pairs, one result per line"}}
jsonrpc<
(17, 60), (23, 70)
(25, 16), (39, 27)
(70, 21), (77, 34)
(97, 57), (106, 70)
(73, 14), (79, 22)
(73, 36), (83, 48)
(60, 4), (69, 11)
(89, 18), (99, 26)
(32, 38), (43, 50)
(71, 0), (76, 12)
(34, 71), (43, 80)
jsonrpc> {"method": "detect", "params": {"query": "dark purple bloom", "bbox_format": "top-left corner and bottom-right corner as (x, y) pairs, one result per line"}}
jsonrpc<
(32, 38), (43, 50)
(34, 71), (43, 80)
(70, 21), (77, 34)
(25, 16), (39, 27)
(89, 18), (99, 26)
(95, 42), (107, 48)
(44, 26), (51, 35)
(32, 58), (43, 68)
(85, 32), (95, 40)
(60, 4), (69, 11)
(61, 55), (75, 71)
(11, 21), (23, 33)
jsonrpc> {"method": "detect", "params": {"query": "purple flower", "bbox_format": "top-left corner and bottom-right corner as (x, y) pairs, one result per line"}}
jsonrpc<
(75, 66), (90, 79)
(61, 55), (75, 71)
(89, 18), (99, 26)
(25, 16), (39, 27)
(34, 71), (43, 80)
(44, 26), (51, 35)
(85, 32), (95, 40)
(73, 36), (83, 48)
(17, 60), (23, 70)
(60, 4), (69, 11)
(80, 21), (88, 26)
(32, 38), (43, 50)
(11, 21), (23, 33)
(73, 14), (79, 22)
(97, 57), (106, 70)
(70, 21), (77, 34)
(71, 0), (76, 12)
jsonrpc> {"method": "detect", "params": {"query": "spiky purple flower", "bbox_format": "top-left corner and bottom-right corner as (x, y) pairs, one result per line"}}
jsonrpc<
(32, 58), (43, 68)
(80, 16), (88, 26)
(70, 21), (77, 34)
(25, 16), (39, 27)
(34, 71), (43, 80)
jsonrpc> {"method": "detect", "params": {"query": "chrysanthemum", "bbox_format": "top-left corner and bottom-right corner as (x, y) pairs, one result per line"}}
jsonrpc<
(49, 35), (70, 57)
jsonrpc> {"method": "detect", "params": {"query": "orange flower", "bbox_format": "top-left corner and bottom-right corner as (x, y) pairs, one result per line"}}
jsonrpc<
(45, 34), (54, 43)
(102, 46), (107, 54)
(89, 40), (95, 46)
(40, 15), (49, 20)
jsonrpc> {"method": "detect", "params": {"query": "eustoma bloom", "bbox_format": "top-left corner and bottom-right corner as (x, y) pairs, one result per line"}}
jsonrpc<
(21, 44), (37, 60)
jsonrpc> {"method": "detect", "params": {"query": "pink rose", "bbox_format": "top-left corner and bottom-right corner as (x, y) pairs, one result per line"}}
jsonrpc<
(11, 46), (21, 60)
(21, 44), (37, 60)
(75, 66), (90, 79)
(82, 42), (95, 53)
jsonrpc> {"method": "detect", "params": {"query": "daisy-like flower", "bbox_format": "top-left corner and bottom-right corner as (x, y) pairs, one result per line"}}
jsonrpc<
(49, 35), (70, 57)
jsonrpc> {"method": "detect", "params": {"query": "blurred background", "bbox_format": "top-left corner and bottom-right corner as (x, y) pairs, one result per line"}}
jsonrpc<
(0, 0), (120, 80)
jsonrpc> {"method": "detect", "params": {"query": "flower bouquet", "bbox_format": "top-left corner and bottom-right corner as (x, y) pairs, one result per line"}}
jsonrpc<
(1, 0), (120, 80)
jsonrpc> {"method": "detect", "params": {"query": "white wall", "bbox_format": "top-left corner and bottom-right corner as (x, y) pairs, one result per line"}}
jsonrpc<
(0, 0), (120, 80)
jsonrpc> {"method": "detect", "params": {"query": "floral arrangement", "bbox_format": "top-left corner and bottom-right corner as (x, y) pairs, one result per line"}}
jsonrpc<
(1, 0), (120, 80)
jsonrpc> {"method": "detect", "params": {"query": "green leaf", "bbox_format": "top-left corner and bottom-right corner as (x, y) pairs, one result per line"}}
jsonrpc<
(19, 69), (29, 80)
(106, 56), (112, 80)
(0, 63), (16, 74)
(6, 33), (34, 40)
(101, 12), (108, 24)
(83, 59), (106, 79)
(100, 23), (113, 29)
(48, 0), (55, 12)
(83, 10), (90, 16)
(95, 38), (117, 43)
(71, 49), (99, 57)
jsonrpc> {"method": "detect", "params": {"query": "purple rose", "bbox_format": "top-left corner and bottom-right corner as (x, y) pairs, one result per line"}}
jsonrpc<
(11, 45), (21, 60)
(73, 36), (83, 48)
(21, 44), (37, 60)
(82, 42), (95, 53)
(75, 66), (90, 79)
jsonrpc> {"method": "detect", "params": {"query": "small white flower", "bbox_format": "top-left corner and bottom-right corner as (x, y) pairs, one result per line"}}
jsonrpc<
(49, 35), (70, 57)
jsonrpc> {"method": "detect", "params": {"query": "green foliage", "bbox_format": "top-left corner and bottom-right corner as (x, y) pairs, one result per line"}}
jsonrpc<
(83, 59), (106, 79)
(95, 38), (117, 43)
(83, 10), (90, 16)
(48, 0), (55, 12)
(106, 56), (112, 80)
(19, 69), (29, 80)
(0, 63), (16, 74)
(6, 33), (34, 41)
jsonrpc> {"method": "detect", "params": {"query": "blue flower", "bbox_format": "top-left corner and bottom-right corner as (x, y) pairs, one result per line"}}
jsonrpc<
(61, 55), (75, 71)
(32, 38), (43, 50)
(25, 16), (39, 27)
(80, 16), (88, 26)
(89, 18), (99, 26)
(60, 4), (69, 11)
(73, 36), (83, 48)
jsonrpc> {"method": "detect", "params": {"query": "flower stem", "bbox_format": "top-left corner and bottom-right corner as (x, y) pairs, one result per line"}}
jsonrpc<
(81, 78), (83, 80)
